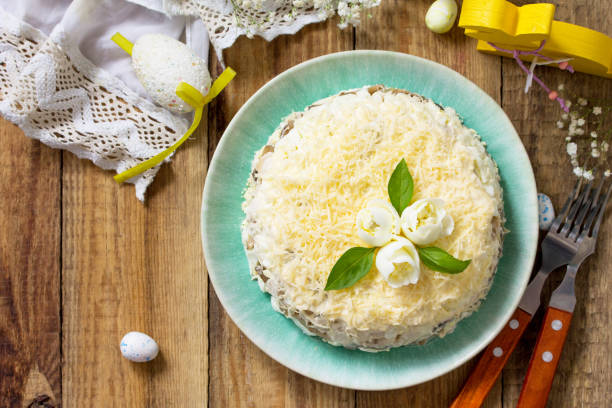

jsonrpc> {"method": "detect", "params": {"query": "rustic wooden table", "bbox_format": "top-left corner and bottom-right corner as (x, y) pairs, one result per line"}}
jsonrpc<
(1, 0), (611, 407)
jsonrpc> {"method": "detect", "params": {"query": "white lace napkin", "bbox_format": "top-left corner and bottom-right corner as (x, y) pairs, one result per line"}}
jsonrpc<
(0, 0), (209, 200)
(164, 0), (380, 63)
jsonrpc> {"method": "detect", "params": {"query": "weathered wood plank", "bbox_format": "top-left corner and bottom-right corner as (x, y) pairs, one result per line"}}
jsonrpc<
(207, 19), (355, 408)
(501, 2), (612, 407)
(0, 119), (61, 407)
(355, 1), (502, 406)
(61, 123), (209, 406)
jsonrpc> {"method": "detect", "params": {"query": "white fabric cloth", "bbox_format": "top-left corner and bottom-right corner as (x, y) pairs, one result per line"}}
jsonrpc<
(165, 0), (326, 62)
(164, 0), (380, 63)
(0, 0), (209, 200)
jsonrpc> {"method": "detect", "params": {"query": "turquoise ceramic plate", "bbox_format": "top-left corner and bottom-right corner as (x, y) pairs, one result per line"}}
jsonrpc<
(202, 51), (538, 390)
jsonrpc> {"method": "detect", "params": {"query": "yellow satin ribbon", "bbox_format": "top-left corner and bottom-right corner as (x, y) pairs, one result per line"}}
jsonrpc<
(111, 32), (133, 55)
(110, 32), (236, 184)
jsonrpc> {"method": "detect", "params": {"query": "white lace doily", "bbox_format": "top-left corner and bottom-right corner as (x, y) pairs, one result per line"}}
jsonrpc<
(0, 6), (189, 201)
(165, 0), (380, 62)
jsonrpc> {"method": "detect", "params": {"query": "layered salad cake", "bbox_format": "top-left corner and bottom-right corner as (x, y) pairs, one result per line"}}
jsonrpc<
(241, 85), (504, 351)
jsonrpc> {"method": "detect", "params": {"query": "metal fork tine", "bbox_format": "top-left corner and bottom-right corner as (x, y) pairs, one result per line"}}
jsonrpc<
(582, 179), (610, 235)
(569, 177), (605, 240)
(550, 178), (582, 232)
(591, 181), (612, 238)
(592, 176), (606, 203)
(561, 180), (593, 235)
(574, 186), (595, 226)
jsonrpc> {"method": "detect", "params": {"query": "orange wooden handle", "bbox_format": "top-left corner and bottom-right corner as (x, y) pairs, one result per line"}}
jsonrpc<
(450, 308), (532, 408)
(517, 307), (573, 408)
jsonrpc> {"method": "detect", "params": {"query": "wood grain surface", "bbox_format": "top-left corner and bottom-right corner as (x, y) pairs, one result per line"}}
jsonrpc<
(1, 0), (611, 407)
(0, 123), (61, 406)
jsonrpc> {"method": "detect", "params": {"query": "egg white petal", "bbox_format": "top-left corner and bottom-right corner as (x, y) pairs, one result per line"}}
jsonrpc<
(375, 237), (421, 287)
(356, 199), (401, 246)
(400, 198), (454, 245)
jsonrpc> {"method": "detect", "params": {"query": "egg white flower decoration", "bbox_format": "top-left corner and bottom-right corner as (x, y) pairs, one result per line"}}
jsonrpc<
(325, 160), (470, 292)
(356, 199), (401, 247)
(400, 198), (454, 246)
(376, 237), (421, 287)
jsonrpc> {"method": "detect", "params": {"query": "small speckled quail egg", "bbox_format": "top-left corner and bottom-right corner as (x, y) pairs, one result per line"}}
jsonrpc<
(131, 34), (211, 114)
(425, 0), (458, 34)
(538, 193), (555, 230)
(120, 331), (159, 362)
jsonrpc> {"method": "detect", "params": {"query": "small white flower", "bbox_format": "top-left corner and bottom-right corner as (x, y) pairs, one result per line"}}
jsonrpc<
(556, 120), (564, 129)
(565, 136), (572, 142)
(602, 142), (609, 152)
(558, 84), (565, 91)
(578, 98), (588, 106)
(562, 113), (569, 120)
(591, 131), (598, 138)
(571, 158), (579, 167)
(337, 1), (349, 15)
(576, 128), (585, 135)
(566, 100), (572, 109)
(593, 106), (602, 115)
(591, 149), (600, 158)
(584, 170), (594, 180)
(605, 169), (611, 177)
(591, 141), (598, 148)
(573, 167), (583, 177)
(566, 142), (578, 156)
(577, 118), (585, 126)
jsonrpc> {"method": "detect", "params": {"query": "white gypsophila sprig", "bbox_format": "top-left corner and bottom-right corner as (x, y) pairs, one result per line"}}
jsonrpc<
(556, 85), (611, 179)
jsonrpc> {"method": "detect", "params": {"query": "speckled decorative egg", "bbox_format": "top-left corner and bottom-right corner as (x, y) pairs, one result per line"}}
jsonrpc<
(131, 34), (211, 114)
(120, 331), (159, 362)
(538, 193), (555, 230)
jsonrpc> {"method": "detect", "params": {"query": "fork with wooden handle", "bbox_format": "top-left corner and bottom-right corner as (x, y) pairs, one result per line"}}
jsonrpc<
(517, 179), (612, 408)
(450, 179), (590, 408)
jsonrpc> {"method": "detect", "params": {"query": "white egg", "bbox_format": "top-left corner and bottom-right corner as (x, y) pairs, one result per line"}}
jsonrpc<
(120, 331), (159, 362)
(425, 0), (458, 34)
(538, 193), (555, 230)
(131, 34), (211, 114)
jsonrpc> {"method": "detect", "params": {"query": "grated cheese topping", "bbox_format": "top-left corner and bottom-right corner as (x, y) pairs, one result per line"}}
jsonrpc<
(242, 86), (503, 339)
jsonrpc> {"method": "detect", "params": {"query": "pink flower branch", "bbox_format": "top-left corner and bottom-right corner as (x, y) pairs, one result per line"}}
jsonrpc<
(487, 40), (574, 112)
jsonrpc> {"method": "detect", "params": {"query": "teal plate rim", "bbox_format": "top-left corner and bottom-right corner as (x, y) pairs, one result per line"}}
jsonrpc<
(202, 50), (538, 390)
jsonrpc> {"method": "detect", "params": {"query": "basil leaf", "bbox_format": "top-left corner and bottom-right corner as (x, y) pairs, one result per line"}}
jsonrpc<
(417, 247), (471, 274)
(388, 159), (414, 214)
(325, 247), (376, 290)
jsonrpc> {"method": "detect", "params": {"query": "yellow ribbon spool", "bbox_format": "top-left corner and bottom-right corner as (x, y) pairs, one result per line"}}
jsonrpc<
(111, 33), (236, 184)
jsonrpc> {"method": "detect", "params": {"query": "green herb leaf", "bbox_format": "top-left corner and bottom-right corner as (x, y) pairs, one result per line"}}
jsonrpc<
(417, 247), (471, 274)
(388, 159), (414, 214)
(325, 247), (376, 291)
